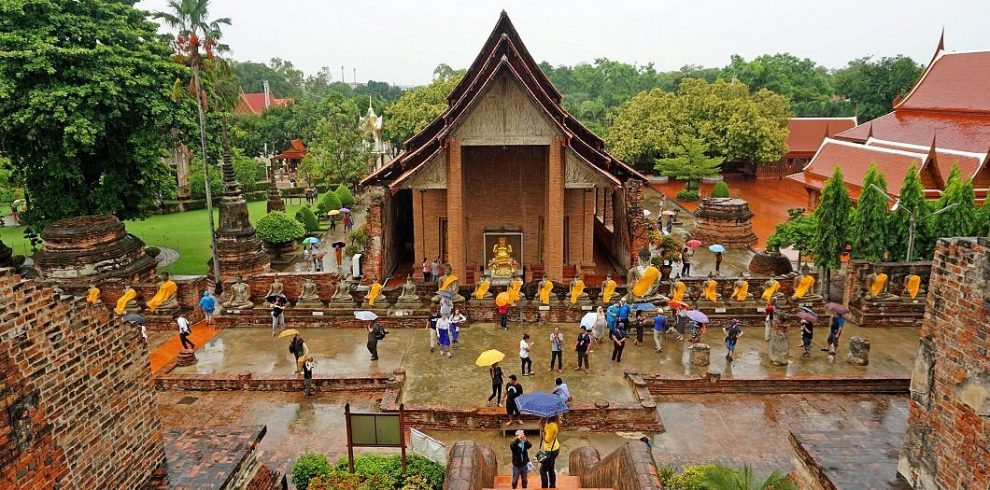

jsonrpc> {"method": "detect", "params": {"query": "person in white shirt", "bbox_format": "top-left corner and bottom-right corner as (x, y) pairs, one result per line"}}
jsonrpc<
(176, 314), (194, 349)
(437, 314), (452, 357)
(552, 377), (572, 405)
(450, 308), (467, 349)
(519, 334), (533, 376)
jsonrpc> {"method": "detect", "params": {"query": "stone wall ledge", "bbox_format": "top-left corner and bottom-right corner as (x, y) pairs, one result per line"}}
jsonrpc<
(642, 372), (910, 395)
(153, 372), (394, 392)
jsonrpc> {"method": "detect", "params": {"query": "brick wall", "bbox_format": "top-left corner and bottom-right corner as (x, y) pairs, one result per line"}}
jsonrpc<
(642, 371), (909, 395)
(0, 267), (165, 489)
(443, 441), (497, 490)
(898, 237), (990, 490)
(569, 442), (664, 490)
(363, 193), (385, 282)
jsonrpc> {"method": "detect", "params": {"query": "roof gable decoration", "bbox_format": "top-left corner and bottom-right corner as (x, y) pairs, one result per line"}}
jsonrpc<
(450, 71), (561, 146)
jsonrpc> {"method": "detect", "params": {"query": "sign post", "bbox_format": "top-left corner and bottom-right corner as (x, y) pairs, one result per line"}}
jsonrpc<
(344, 402), (407, 474)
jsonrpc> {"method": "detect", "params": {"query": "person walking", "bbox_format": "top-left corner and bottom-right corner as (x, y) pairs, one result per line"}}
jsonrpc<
(605, 302), (619, 336)
(824, 314), (845, 355)
(422, 258), (431, 283)
(334, 246), (343, 270)
(437, 314), (452, 358)
(450, 308), (466, 349)
(653, 309), (668, 352)
(302, 356), (315, 397)
(674, 308), (687, 341)
(176, 314), (194, 350)
(367, 321), (385, 361)
(552, 378), (572, 406)
(199, 290), (217, 325)
(488, 362), (504, 407)
(611, 324), (627, 363)
(430, 259), (441, 287)
(519, 334), (533, 376)
(633, 311), (645, 346)
(548, 327), (563, 373)
(681, 246), (693, 277)
(509, 430), (532, 489)
(427, 307), (439, 352)
(503, 374), (524, 426)
(289, 333), (309, 373)
(575, 327), (591, 371)
(592, 306), (607, 351)
(498, 301), (510, 331)
(270, 296), (286, 337)
(714, 251), (723, 276)
(329, 215), (337, 231)
(723, 319), (743, 362)
(799, 319), (814, 358)
(539, 416), (561, 488)
(303, 246), (313, 271)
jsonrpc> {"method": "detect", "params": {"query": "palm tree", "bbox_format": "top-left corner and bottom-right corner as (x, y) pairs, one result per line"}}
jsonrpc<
(701, 464), (797, 490)
(153, 0), (231, 281)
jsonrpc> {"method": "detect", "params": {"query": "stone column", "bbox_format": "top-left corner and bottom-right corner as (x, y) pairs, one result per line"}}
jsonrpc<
(413, 190), (425, 272)
(690, 344), (711, 366)
(446, 138), (465, 278)
(847, 336), (870, 365)
(545, 139), (565, 281)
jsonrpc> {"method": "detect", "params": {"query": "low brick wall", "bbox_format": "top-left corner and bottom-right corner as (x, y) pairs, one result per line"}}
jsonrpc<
(443, 441), (497, 490)
(569, 442), (663, 490)
(642, 371), (910, 395)
(153, 372), (394, 393)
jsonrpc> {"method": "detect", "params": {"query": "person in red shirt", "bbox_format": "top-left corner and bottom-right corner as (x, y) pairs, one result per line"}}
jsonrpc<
(498, 303), (510, 331)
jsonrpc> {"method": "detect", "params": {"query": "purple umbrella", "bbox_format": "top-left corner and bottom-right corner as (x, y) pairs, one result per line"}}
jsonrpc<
(824, 303), (849, 316)
(799, 306), (819, 321)
(340, 207), (351, 214)
(685, 310), (709, 324)
(795, 311), (817, 324)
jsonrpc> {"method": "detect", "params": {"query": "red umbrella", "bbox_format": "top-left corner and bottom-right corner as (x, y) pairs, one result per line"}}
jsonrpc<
(686, 239), (702, 249)
(667, 300), (691, 310)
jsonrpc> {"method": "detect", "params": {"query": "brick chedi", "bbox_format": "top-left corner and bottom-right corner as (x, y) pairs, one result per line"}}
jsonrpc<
(33, 214), (157, 295)
(898, 237), (989, 490)
(216, 144), (270, 282)
(690, 198), (758, 248)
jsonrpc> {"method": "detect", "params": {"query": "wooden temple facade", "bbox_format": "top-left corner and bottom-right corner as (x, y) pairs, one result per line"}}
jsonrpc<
(360, 12), (648, 284)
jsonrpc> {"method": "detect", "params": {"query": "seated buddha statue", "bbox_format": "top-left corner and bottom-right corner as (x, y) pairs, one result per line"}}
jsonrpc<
(731, 274), (753, 302)
(222, 274), (255, 310)
(627, 251), (666, 303)
(702, 273), (721, 303)
(791, 267), (823, 302)
(86, 284), (101, 304)
(295, 278), (323, 308)
(568, 274), (591, 306)
(669, 277), (686, 303)
(538, 277), (555, 305)
(364, 281), (385, 307)
(508, 273), (524, 304)
(329, 280), (354, 305)
(487, 237), (519, 278)
(432, 264), (466, 303)
(761, 276), (785, 303)
(146, 273), (179, 313)
(863, 269), (898, 302)
(471, 274), (493, 302)
(264, 276), (286, 306)
(114, 284), (142, 315)
(902, 271), (925, 301)
(600, 273), (617, 304)
(396, 275), (423, 308)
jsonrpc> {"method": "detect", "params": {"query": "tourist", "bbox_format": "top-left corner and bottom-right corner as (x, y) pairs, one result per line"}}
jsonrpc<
(714, 251), (723, 276)
(329, 215), (337, 231)
(430, 258), (441, 287)
(548, 327), (563, 373)
(666, 211), (676, 234)
(450, 308), (466, 349)
(427, 307), (439, 352)
(176, 314), (194, 350)
(539, 416), (561, 488)
(592, 305), (607, 350)
(305, 187), (313, 205)
(498, 301), (510, 331)
(290, 334), (309, 373)
(610, 324), (627, 363)
(488, 361), (504, 407)
(575, 326), (591, 371)
(519, 334), (533, 375)
(270, 296), (286, 337)
(503, 374), (524, 426)
(605, 302), (619, 335)
(302, 356), (314, 397)
(303, 246), (313, 269)
(632, 311), (645, 345)
(653, 309), (667, 353)
(674, 308), (687, 341)
(422, 258), (431, 283)
(509, 430), (532, 489)
(552, 378), (572, 405)
(764, 300), (776, 341)
(367, 320), (386, 361)
(312, 186), (319, 204)
(342, 213), (351, 232)
(437, 313), (452, 357)
(198, 290), (216, 325)
(681, 246), (694, 277)
(688, 320), (705, 348)
(723, 319), (743, 362)
(799, 319), (814, 358)
(617, 296), (631, 330)
(313, 249), (324, 272)
(824, 314), (845, 355)
(439, 294), (453, 317)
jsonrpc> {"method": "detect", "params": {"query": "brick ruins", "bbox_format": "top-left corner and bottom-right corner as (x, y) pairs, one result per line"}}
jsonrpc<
(899, 237), (990, 489)
(689, 198), (758, 248)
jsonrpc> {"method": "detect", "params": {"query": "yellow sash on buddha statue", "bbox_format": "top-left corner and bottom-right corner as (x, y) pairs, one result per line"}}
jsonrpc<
(671, 281), (685, 302)
(440, 275), (458, 291)
(368, 283), (383, 306)
(86, 287), (101, 304)
(508, 279), (523, 304)
(570, 280), (586, 305)
(761, 281), (780, 302)
(794, 275), (815, 299)
(732, 282), (749, 301)
(869, 273), (889, 297)
(474, 280), (491, 300)
(601, 279), (617, 304)
(146, 280), (177, 312)
(631, 266), (659, 297)
(538, 280), (554, 305)
(704, 280), (718, 302)
(114, 288), (137, 315)
(906, 275), (921, 299)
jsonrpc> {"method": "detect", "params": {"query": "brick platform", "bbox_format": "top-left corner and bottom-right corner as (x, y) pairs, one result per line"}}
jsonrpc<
(154, 372), (394, 393)
(790, 430), (910, 490)
(641, 371), (910, 395)
(162, 426), (287, 489)
(843, 260), (931, 328)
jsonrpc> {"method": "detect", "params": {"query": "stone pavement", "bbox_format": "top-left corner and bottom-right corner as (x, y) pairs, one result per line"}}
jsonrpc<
(149, 320), (220, 374)
(790, 429), (911, 489)
(163, 425), (269, 488)
(288, 200), (368, 274)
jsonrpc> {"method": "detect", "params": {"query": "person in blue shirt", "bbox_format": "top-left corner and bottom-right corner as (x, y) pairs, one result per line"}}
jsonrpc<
(723, 319), (743, 362)
(605, 302), (620, 334)
(652, 310), (668, 352)
(824, 314), (845, 355)
(616, 297), (631, 330)
(199, 290), (217, 325)
(611, 324), (628, 363)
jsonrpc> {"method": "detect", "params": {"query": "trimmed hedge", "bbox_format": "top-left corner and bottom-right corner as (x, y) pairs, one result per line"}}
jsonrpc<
(295, 207), (321, 232)
(334, 184), (355, 207)
(710, 181), (731, 198)
(676, 189), (700, 201)
(317, 192), (343, 216)
(255, 211), (306, 245)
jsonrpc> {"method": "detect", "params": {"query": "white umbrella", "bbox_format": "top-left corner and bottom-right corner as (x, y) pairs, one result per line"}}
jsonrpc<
(580, 312), (598, 329)
(354, 311), (378, 321)
(643, 209), (652, 217)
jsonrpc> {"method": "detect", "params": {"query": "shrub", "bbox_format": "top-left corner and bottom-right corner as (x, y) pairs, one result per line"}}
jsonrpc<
(145, 246), (162, 258)
(255, 211), (306, 245)
(317, 192), (343, 216)
(676, 189), (699, 201)
(335, 184), (356, 207)
(710, 181), (730, 198)
(331, 454), (444, 490)
(666, 464), (716, 490)
(401, 475), (434, 490)
(11, 255), (25, 267)
(291, 452), (332, 490)
(349, 227), (369, 248)
(295, 207), (321, 232)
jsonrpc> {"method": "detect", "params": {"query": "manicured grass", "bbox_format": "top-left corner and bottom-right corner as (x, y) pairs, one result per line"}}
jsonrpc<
(0, 201), (306, 275)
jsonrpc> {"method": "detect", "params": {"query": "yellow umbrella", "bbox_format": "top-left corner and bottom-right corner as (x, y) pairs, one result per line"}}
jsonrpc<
(495, 292), (511, 307)
(475, 349), (505, 367)
(277, 329), (300, 338)
(327, 210), (341, 216)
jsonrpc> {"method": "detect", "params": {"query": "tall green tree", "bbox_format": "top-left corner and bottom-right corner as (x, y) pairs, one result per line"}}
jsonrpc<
(298, 93), (367, 188)
(813, 167), (852, 297)
(767, 211), (816, 270)
(887, 165), (930, 261)
(702, 463), (797, 490)
(833, 56), (924, 122)
(230, 58), (303, 99)
(721, 53), (851, 116)
(654, 135), (723, 192)
(383, 75), (460, 145)
(0, 0), (183, 223)
(977, 197), (990, 237)
(931, 165), (977, 239)
(851, 163), (890, 261)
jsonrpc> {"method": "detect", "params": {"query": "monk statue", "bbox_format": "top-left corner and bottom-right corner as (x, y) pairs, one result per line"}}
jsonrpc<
(600, 273), (617, 304)
(669, 277), (686, 303)
(329, 280), (354, 306)
(731, 274), (753, 302)
(791, 266), (823, 302)
(295, 278), (323, 308)
(222, 274), (255, 310)
(568, 273), (591, 306)
(471, 274), (493, 301)
(264, 276), (286, 306)
(396, 275), (423, 308)
(864, 268), (898, 302)
(508, 273), (524, 305)
(487, 237), (519, 278)
(627, 250), (665, 303)
(364, 281), (385, 307)
(114, 284), (142, 315)
(902, 269), (925, 301)
(146, 272), (180, 313)
(761, 276), (785, 303)
(537, 277), (555, 305)
(86, 284), (101, 304)
(432, 264), (465, 303)
(702, 273), (721, 303)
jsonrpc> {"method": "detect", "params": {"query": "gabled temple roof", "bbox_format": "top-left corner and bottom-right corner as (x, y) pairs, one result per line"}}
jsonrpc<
(234, 92), (292, 115)
(274, 139), (307, 160)
(785, 117), (858, 157)
(361, 11), (646, 187)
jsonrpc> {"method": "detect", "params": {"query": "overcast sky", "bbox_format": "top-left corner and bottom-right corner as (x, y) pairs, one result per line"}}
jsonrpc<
(136, 0), (990, 87)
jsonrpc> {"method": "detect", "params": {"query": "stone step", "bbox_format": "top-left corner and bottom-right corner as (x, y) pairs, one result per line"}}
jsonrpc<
(486, 474), (614, 490)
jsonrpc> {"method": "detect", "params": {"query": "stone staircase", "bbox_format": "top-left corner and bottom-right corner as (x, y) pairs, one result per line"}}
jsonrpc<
(483, 474), (613, 490)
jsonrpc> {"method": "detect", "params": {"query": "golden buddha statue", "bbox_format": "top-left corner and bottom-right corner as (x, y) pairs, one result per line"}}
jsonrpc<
(731, 274), (752, 302)
(487, 237), (519, 278)
(471, 274), (493, 301)
(702, 273), (721, 302)
(432, 264), (466, 303)
(86, 284), (101, 304)
(568, 273), (590, 306)
(601, 273), (617, 304)
(114, 284), (142, 315)
(508, 273), (524, 304)
(791, 267), (823, 302)
(864, 268), (898, 302)
(670, 277), (686, 303)
(365, 281), (384, 307)
(902, 271), (924, 301)
(761, 277), (784, 303)
(538, 277), (555, 305)
(146, 272), (179, 313)
(627, 251), (665, 303)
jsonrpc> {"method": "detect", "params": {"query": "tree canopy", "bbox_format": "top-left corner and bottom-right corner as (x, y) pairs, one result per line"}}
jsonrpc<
(832, 56), (924, 122)
(231, 58), (304, 99)
(931, 165), (977, 239)
(851, 163), (890, 261)
(298, 93), (368, 189)
(383, 75), (460, 145)
(721, 53), (852, 117)
(887, 166), (931, 261)
(654, 136), (723, 192)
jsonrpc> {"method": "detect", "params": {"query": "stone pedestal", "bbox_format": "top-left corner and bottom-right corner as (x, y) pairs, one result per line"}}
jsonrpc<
(690, 198), (758, 248)
(769, 328), (789, 366)
(175, 348), (197, 366)
(847, 336), (870, 366)
(690, 344), (710, 366)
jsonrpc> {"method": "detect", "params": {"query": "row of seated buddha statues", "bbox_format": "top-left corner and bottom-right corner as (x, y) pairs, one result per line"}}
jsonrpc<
(87, 273), (181, 316)
(859, 267), (926, 303)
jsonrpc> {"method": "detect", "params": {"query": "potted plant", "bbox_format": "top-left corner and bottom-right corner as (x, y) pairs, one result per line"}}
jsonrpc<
(255, 211), (306, 264)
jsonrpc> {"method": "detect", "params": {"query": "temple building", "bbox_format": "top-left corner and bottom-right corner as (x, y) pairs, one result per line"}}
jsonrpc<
(232, 83), (293, 116)
(360, 12), (648, 284)
(790, 38), (990, 208)
(273, 138), (308, 173)
(755, 117), (858, 179)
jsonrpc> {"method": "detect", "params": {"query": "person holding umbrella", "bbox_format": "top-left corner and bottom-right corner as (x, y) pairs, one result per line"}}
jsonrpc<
(723, 319), (743, 362)
(302, 356), (315, 397)
(270, 296), (286, 337)
(708, 244), (726, 276)
(799, 317), (814, 358)
(823, 304), (847, 355)
(488, 360), (504, 407)
(681, 246), (694, 277)
(539, 415), (562, 488)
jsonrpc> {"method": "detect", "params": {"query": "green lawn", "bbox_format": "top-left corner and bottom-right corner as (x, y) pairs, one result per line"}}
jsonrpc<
(1, 201), (306, 275)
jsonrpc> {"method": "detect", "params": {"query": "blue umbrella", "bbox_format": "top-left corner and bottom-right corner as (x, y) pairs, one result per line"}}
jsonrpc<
(514, 392), (569, 418)
(708, 244), (726, 253)
(633, 303), (657, 312)
(685, 310), (709, 323)
(302, 237), (320, 245)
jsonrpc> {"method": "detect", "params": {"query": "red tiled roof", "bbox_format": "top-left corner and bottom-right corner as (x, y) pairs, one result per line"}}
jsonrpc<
(896, 51), (990, 113)
(785, 118), (858, 157)
(361, 11), (645, 188)
(274, 138), (307, 160)
(234, 92), (292, 115)
(836, 111), (990, 153)
(789, 139), (931, 200)
(865, 139), (984, 181)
